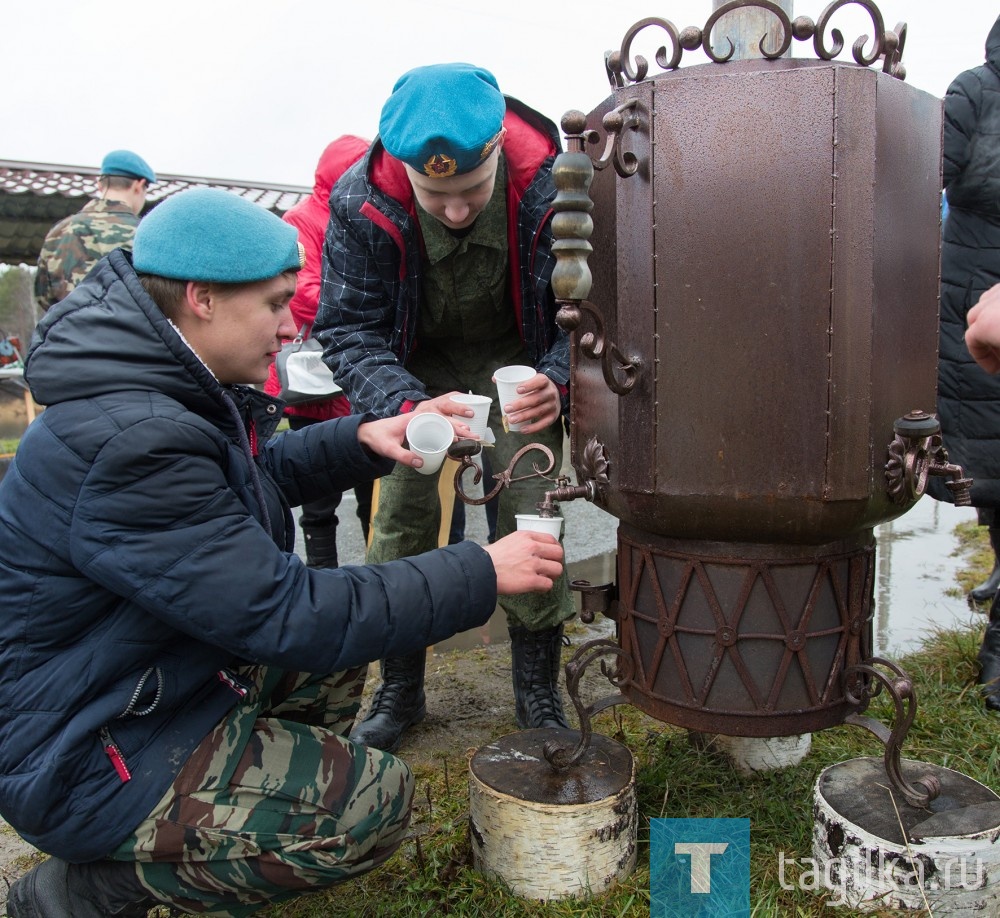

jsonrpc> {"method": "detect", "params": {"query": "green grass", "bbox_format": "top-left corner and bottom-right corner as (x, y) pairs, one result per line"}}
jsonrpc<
(257, 529), (996, 917)
(948, 520), (993, 600)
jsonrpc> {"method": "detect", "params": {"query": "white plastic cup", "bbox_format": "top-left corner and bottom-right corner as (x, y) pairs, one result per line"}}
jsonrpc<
(405, 413), (454, 475)
(515, 514), (563, 539)
(494, 365), (535, 432)
(452, 393), (492, 437)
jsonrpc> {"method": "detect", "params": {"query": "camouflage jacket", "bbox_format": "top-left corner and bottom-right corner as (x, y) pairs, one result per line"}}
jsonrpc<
(34, 198), (139, 311)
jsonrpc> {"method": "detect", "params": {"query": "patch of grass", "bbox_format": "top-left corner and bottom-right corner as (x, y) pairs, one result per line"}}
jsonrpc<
(260, 615), (996, 918)
(949, 519), (993, 600)
(0, 437), (19, 456)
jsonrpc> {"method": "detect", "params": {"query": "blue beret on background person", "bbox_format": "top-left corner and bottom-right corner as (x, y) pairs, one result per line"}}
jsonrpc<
(378, 62), (507, 177)
(133, 188), (305, 282)
(100, 149), (157, 184)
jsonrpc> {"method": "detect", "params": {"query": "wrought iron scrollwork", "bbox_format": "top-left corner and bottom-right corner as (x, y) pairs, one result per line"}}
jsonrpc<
(543, 639), (635, 770)
(605, 0), (907, 87)
(843, 657), (941, 808)
(704, 0), (794, 62)
(556, 300), (639, 396)
(580, 100), (640, 178)
(451, 442), (556, 506)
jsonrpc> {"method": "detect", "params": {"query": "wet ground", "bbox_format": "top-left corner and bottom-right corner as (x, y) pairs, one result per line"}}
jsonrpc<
(308, 463), (982, 657)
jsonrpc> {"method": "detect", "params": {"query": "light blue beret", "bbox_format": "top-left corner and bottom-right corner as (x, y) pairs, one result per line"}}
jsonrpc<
(100, 149), (156, 184)
(132, 189), (304, 282)
(379, 62), (506, 178)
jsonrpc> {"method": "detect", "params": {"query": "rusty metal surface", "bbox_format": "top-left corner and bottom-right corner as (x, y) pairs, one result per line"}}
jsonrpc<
(615, 524), (874, 735)
(574, 59), (941, 546)
(554, 48), (944, 740)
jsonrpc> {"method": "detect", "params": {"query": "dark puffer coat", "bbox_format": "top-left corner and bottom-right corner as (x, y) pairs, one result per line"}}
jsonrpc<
(934, 16), (1000, 507)
(0, 250), (498, 862)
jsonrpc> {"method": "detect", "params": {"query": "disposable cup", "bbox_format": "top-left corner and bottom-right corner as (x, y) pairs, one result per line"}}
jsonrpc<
(494, 365), (535, 432)
(405, 413), (454, 476)
(452, 393), (492, 438)
(515, 514), (563, 539)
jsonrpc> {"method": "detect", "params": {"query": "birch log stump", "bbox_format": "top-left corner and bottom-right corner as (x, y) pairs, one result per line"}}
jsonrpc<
(469, 728), (637, 900)
(812, 757), (1000, 913)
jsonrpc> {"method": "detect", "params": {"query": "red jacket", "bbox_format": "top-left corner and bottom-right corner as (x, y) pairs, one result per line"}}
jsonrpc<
(264, 135), (369, 420)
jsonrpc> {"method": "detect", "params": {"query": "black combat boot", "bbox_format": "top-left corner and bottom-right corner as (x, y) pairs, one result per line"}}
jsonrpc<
(509, 624), (570, 730)
(969, 526), (1000, 604)
(349, 651), (427, 751)
(303, 527), (338, 570)
(978, 593), (1000, 712)
(7, 857), (155, 917)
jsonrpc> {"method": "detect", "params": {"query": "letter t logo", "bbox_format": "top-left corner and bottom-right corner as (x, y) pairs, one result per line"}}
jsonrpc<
(674, 842), (729, 893)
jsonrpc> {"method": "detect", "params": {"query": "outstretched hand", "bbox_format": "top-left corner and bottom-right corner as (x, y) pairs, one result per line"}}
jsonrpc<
(485, 530), (564, 594)
(493, 372), (561, 434)
(967, 283), (1000, 374)
(356, 409), (475, 471)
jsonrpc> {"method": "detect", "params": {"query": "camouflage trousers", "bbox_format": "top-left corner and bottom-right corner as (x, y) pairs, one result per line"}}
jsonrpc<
(110, 665), (413, 915)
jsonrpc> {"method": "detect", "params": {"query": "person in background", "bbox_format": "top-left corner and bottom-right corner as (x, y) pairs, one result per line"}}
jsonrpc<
(34, 149), (155, 311)
(964, 281), (1000, 713)
(932, 15), (1000, 712)
(264, 135), (374, 569)
(316, 62), (574, 753)
(930, 15), (1000, 610)
(0, 188), (563, 915)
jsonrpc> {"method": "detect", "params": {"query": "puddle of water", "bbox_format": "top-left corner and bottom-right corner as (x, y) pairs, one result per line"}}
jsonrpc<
(872, 497), (981, 656)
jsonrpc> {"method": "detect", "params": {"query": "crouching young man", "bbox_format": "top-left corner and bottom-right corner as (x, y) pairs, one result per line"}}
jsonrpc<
(0, 188), (563, 916)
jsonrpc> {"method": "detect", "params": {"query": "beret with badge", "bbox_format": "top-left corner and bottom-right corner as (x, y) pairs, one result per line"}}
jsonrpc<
(132, 188), (305, 283)
(100, 149), (156, 184)
(379, 62), (506, 178)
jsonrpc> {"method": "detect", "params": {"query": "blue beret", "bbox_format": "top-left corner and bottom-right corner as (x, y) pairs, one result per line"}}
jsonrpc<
(100, 149), (156, 184)
(379, 62), (506, 178)
(133, 189), (305, 282)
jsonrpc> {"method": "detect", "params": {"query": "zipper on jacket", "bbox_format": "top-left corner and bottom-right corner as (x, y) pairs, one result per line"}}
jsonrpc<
(99, 727), (132, 783)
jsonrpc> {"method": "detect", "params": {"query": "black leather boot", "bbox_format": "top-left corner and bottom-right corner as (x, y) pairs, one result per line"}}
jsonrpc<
(349, 651), (426, 751)
(509, 624), (570, 730)
(7, 857), (155, 917)
(978, 593), (1000, 712)
(303, 527), (338, 570)
(969, 527), (1000, 604)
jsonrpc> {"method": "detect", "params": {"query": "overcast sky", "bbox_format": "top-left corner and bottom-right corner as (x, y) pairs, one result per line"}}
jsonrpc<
(5, 1), (996, 187)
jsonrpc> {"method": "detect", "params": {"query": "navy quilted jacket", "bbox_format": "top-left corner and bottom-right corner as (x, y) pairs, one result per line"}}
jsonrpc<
(934, 16), (1000, 507)
(0, 250), (499, 861)
(314, 97), (570, 419)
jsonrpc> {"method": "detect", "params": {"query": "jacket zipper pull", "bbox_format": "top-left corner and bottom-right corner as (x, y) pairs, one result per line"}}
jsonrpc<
(99, 727), (132, 783)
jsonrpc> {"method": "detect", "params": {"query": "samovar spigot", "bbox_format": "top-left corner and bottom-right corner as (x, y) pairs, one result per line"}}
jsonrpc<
(885, 409), (973, 506)
(537, 478), (595, 518)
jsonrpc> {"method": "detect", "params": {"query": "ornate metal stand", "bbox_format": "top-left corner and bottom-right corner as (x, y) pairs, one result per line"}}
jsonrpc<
(542, 639), (633, 770)
(842, 657), (941, 808)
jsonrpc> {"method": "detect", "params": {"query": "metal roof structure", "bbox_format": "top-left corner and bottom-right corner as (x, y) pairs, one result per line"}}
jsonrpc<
(0, 159), (310, 266)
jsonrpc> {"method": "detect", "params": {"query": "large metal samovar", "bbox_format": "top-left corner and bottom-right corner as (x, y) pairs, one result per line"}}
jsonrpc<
(453, 0), (971, 806)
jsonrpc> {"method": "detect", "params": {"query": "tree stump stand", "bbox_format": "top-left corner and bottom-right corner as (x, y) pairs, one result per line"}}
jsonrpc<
(469, 728), (637, 900)
(811, 757), (1000, 912)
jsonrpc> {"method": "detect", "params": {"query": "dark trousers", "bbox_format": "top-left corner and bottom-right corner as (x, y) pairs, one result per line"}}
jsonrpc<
(288, 415), (373, 543)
